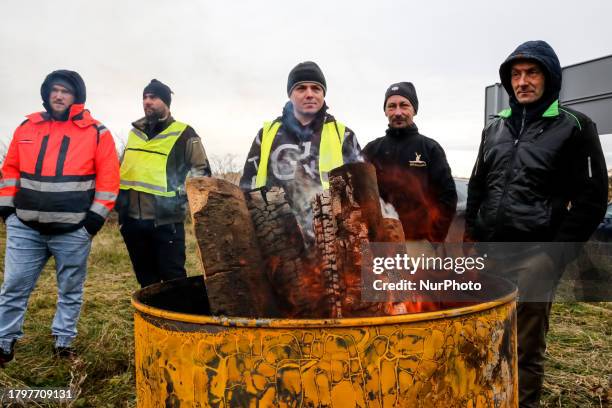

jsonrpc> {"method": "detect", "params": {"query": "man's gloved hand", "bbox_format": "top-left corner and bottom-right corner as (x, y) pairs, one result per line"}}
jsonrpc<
(82, 211), (105, 236)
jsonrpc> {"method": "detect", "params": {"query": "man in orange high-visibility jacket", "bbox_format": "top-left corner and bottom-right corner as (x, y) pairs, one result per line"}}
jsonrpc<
(0, 70), (119, 364)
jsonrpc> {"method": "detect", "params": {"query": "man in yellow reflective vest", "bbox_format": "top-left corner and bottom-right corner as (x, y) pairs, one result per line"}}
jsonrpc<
(116, 79), (211, 288)
(239, 61), (362, 241)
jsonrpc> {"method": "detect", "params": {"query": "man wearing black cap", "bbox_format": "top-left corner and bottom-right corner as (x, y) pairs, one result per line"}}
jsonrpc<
(240, 61), (361, 239)
(465, 41), (608, 407)
(0, 70), (119, 363)
(363, 82), (457, 242)
(116, 79), (211, 288)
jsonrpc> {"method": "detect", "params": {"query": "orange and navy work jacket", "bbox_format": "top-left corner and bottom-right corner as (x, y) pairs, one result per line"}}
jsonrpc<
(0, 104), (119, 234)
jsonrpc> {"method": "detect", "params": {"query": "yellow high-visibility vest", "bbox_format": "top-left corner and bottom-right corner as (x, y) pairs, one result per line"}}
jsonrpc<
(255, 120), (346, 190)
(120, 121), (188, 196)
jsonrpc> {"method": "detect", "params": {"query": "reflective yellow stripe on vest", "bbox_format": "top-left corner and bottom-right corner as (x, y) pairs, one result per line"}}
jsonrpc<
(255, 121), (345, 190)
(120, 121), (188, 197)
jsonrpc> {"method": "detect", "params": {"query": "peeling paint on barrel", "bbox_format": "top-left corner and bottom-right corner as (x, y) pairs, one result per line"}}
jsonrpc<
(133, 276), (518, 407)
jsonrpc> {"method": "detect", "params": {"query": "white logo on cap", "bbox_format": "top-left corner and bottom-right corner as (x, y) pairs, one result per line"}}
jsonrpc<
(391, 86), (399, 91)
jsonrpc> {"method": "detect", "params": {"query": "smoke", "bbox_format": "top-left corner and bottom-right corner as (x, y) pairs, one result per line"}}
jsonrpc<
(283, 165), (323, 248)
(380, 197), (399, 220)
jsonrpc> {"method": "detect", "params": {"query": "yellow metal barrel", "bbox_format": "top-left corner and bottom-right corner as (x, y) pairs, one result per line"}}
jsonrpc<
(132, 276), (517, 407)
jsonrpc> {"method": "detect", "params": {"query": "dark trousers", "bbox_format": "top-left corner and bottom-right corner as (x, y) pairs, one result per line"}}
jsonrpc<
(120, 218), (186, 288)
(517, 301), (553, 408)
(494, 251), (558, 408)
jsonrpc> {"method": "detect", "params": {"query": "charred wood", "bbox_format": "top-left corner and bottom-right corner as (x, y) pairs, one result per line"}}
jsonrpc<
(245, 187), (322, 317)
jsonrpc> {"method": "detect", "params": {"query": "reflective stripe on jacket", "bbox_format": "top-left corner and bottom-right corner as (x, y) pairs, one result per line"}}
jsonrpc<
(120, 121), (188, 197)
(0, 103), (119, 233)
(255, 120), (346, 189)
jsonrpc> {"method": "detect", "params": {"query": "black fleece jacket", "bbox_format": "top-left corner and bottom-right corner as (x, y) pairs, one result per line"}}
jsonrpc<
(363, 125), (457, 242)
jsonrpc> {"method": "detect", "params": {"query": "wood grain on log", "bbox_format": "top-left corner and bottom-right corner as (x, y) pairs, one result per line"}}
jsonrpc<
(312, 191), (342, 318)
(246, 187), (321, 317)
(186, 177), (279, 317)
(315, 162), (388, 317)
(382, 218), (406, 243)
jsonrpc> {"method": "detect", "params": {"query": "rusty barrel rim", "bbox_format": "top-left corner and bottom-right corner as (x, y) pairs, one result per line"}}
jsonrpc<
(132, 275), (517, 328)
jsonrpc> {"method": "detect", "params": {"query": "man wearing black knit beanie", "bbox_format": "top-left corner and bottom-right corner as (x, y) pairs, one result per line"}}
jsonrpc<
(240, 61), (362, 247)
(363, 82), (457, 242)
(116, 79), (212, 288)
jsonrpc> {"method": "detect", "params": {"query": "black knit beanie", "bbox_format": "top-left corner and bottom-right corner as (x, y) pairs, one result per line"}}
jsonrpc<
(287, 61), (327, 96)
(384, 82), (418, 113)
(143, 79), (173, 107)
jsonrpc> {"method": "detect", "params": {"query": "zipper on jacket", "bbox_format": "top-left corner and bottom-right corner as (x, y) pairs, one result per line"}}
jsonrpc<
(518, 106), (526, 135)
(588, 156), (592, 178)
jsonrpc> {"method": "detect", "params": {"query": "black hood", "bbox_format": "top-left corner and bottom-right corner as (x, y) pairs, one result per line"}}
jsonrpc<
(499, 40), (561, 115)
(40, 69), (87, 112)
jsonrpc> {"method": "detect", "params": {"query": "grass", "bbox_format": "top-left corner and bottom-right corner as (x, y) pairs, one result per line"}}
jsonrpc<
(0, 220), (203, 407)
(0, 222), (609, 407)
(543, 302), (611, 407)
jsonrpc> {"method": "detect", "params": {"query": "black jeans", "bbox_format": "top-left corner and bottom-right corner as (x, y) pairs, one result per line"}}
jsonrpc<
(120, 218), (186, 288)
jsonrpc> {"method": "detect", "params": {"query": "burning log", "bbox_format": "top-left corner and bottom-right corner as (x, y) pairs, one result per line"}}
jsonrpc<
(312, 191), (342, 317)
(186, 164), (437, 319)
(311, 162), (390, 318)
(382, 218), (405, 243)
(186, 177), (279, 317)
(245, 187), (321, 317)
(329, 163), (386, 242)
(381, 215), (448, 314)
(311, 163), (442, 317)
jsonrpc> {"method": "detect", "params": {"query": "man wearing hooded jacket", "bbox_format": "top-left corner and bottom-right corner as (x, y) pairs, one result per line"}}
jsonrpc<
(465, 41), (608, 406)
(363, 82), (457, 242)
(240, 61), (361, 241)
(0, 70), (119, 363)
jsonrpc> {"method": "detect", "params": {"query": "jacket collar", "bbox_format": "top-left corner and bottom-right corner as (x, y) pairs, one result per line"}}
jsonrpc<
(385, 123), (420, 138)
(132, 115), (174, 132)
(498, 100), (559, 119)
(27, 103), (90, 125)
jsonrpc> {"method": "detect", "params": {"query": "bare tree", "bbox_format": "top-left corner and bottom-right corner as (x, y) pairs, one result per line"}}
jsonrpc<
(208, 153), (242, 185)
(112, 130), (127, 160)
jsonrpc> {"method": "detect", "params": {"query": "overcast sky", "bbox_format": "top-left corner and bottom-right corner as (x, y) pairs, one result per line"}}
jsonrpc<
(1, 0), (611, 176)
